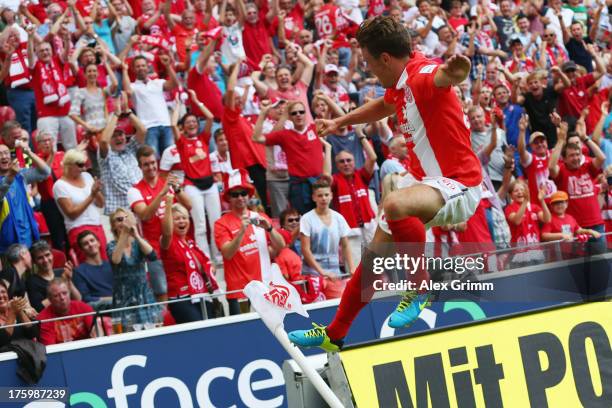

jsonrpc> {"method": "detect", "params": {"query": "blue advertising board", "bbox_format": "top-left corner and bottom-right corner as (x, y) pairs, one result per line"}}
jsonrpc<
(0, 259), (609, 408)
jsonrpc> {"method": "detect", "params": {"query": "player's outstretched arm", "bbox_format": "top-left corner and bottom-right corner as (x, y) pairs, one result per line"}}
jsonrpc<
(316, 96), (395, 137)
(434, 54), (471, 88)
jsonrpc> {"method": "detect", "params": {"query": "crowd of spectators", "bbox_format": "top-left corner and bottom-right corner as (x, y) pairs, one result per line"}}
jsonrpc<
(0, 0), (610, 348)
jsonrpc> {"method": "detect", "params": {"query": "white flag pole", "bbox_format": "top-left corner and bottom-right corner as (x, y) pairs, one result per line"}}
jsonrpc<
(271, 325), (345, 408)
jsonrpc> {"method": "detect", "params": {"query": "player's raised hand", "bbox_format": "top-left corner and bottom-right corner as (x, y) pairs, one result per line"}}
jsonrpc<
(438, 54), (471, 86)
(315, 118), (339, 137)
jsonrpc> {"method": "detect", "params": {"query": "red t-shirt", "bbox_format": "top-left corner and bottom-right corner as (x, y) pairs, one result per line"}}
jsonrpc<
(37, 151), (64, 201)
(172, 24), (197, 62)
(523, 150), (556, 204)
(31, 58), (71, 118)
(221, 106), (266, 169)
(128, 177), (169, 255)
(542, 213), (580, 235)
(448, 16), (468, 32)
(557, 74), (595, 118)
(243, 19), (273, 67)
(161, 234), (212, 298)
(456, 200), (495, 245)
(187, 66), (224, 120)
(38, 301), (94, 345)
(138, 13), (170, 37)
(553, 161), (603, 227)
(271, 3), (304, 42)
(176, 132), (213, 182)
(265, 123), (323, 178)
(214, 211), (271, 299)
(504, 201), (542, 244)
(266, 81), (313, 124)
(194, 12), (219, 30)
(383, 53), (482, 187)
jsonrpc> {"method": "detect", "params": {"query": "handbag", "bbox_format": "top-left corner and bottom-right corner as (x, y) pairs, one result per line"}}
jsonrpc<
(186, 175), (214, 191)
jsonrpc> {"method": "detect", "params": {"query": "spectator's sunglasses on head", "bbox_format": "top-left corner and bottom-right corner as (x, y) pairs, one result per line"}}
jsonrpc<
(290, 110), (306, 116)
(229, 190), (249, 198)
(287, 217), (300, 223)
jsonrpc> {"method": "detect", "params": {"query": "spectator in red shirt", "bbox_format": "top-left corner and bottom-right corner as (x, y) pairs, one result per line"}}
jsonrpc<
(214, 169), (285, 315)
(38, 278), (95, 345)
(242, 2), (276, 67)
(26, 26), (76, 151)
(171, 97), (222, 263)
(541, 190), (601, 241)
(517, 114), (557, 204)
(222, 60), (268, 208)
(188, 38), (224, 121)
(321, 126), (377, 264)
(505, 180), (551, 245)
(255, 100), (324, 214)
(34, 131), (68, 251)
(164, 4), (197, 63)
(549, 123), (607, 243)
(128, 145), (192, 301)
(161, 198), (219, 323)
(557, 52), (604, 121)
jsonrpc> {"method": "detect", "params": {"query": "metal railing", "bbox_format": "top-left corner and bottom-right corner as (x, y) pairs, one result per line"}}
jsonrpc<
(1, 234), (609, 336)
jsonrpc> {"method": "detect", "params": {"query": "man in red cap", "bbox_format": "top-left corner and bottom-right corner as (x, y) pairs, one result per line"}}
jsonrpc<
(214, 169), (285, 315)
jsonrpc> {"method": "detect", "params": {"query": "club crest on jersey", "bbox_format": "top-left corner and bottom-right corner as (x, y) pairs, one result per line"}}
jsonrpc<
(264, 283), (292, 309)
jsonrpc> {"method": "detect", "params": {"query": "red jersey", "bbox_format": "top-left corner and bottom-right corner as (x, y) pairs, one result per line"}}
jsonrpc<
(161, 235), (214, 298)
(553, 162), (603, 227)
(368, 0), (386, 17)
(271, 3), (304, 42)
(138, 14), (170, 37)
(176, 132), (213, 182)
(265, 123), (323, 178)
(38, 301), (94, 345)
(187, 66), (224, 120)
(194, 12), (219, 31)
(171, 24), (198, 62)
(505, 201), (542, 244)
(542, 213), (580, 236)
(31, 58), (71, 118)
(127, 177), (169, 255)
(523, 150), (557, 204)
(332, 168), (375, 228)
(37, 151), (64, 201)
(214, 211), (271, 299)
(221, 106), (266, 169)
(603, 190), (612, 247)
(314, 4), (353, 47)
(383, 53), (482, 187)
(243, 18), (274, 67)
(558, 74), (595, 119)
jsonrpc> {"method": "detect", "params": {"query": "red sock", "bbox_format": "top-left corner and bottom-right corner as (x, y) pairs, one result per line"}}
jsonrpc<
(327, 263), (375, 341)
(387, 216), (429, 293)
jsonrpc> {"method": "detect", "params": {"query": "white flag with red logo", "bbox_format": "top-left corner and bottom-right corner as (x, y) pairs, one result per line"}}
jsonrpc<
(244, 264), (309, 332)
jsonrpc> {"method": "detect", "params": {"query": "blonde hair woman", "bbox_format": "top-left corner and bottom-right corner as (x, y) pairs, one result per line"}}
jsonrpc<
(107, 208), (161, 330)
(53, 149), (107, 262)
(160, 195), (218, 323)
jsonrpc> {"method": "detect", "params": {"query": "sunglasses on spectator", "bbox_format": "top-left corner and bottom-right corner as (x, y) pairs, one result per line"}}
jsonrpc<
(229, 190), (249, 198)
(337, 158), (353, 164)
(290, 110), (306, 116)
(543, 34), (555, 38)
(287, 217), (300, 223)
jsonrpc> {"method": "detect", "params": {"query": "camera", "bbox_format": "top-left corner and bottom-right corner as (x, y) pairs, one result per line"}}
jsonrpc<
(249, 218), (260, 226)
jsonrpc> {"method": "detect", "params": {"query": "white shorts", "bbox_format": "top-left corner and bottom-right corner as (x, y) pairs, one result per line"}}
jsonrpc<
(378, 174), (482, 235)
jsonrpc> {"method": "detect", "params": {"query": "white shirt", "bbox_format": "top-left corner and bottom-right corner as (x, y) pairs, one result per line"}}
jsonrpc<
(413, 15), (445, 51)
(210, 151), (233, 174)
(544, 8), (574, 47)
(220, 23), (246, 65)
(131, 78), (171, 129)
(300, 209), (351, 276)
(159, 144), (185, 184)
(53, 172), (102, 231)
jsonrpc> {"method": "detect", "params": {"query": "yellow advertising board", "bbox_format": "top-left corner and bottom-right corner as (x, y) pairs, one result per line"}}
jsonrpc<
(340, 302), (611, 408)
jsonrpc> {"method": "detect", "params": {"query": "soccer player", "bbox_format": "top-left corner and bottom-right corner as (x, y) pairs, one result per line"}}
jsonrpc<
(288, 16), (483, 352)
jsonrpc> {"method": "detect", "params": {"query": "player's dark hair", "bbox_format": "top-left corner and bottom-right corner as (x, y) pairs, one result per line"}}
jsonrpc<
(356, 16), (412, 59)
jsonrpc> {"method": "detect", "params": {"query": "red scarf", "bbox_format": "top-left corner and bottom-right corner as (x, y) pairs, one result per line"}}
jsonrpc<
(333, 172), (375, 228)
(39, 57), (69, 106)
(177, 238), (218, 295)
(7, 47), (30, 88)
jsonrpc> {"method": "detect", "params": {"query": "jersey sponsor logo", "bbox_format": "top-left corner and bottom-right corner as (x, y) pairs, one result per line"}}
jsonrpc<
(419, 64), (436, 74)
(338, 194), (352, 203)
(307, 130), (317, 141)
(263, 283), (292, 309)
(567, 174), (594, 198)
(404, 87), (414, 104)
(189, 271), (204, 291)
